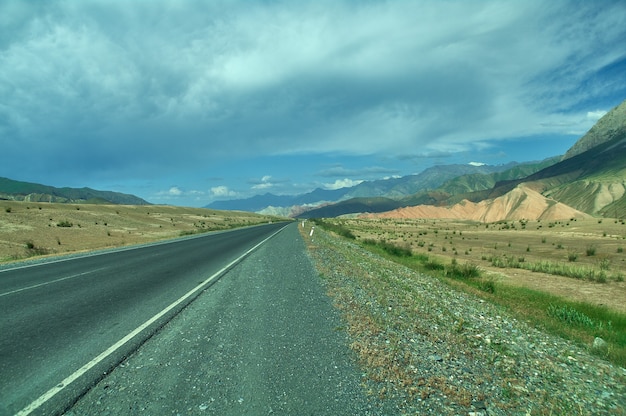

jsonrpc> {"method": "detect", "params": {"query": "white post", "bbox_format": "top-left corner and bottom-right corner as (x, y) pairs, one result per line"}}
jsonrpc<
(309, 226), (315, 237)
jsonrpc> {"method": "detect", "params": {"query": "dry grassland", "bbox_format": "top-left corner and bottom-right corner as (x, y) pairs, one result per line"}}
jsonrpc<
(339, 217), (626, 313)
(0, 201), (282, 264)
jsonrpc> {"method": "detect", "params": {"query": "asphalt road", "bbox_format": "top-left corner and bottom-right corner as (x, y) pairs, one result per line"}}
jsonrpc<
(63, 222), (385, 415)
(0, 222), (288, 416)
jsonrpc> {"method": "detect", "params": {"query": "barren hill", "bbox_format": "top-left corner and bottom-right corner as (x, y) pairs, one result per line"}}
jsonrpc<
(363, 184), (590, 222)
(563, 99), (626, 160)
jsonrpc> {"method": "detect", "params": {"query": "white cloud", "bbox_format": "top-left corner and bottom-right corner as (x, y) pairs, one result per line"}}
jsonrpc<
(0, 1), (624, 191)
(251, 175), (275, 190)
(469, 162), (486, 167)
(587, 110), (608, 121)
(210, 186), (238, 198)
(324, 178), (364, 190)
(167, 187), (182, 196)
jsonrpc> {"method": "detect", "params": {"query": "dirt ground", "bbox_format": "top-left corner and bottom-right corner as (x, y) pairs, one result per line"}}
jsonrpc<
(0, 201), (282, 263)
(341, 217), (626, 313)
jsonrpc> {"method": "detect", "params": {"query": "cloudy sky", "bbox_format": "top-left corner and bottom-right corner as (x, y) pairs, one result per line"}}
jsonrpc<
(1, 0), (625, 207)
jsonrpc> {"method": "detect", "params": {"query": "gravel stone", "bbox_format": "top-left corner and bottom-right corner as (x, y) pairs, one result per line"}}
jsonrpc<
(304, 227), (626, 415)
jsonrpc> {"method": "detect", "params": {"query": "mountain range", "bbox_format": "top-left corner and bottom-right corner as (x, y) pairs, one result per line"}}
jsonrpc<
(3, 97), (624, 221)
(0, 177), (150, 205)
(209, 98), (626, 221)
(207, 162), (549, 216)
(366, 99), (626, 221)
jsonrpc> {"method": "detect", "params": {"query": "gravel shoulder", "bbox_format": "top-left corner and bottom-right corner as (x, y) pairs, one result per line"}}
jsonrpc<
(302, 226), (626, 415)
(64, 222), (386, 416)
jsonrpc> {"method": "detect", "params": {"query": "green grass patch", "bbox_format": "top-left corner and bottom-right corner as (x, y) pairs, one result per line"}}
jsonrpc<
(357, 236), (626, 367)
(362, 238), (412, 257)
(489, 255), (619, 282)
(313, 219), (356, 239)
(315, 221), (626, 367)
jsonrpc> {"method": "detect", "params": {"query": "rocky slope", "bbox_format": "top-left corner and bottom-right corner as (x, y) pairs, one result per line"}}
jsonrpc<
(365, 99), (626, 221)
(563, 99), (626, 160)
(363, 184), (590, 222)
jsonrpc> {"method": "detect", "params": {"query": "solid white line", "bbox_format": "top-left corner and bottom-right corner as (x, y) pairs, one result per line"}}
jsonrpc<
(0, 222), (276, 274)
(0, 268), (107, 298)
(16, 224), (288, 416)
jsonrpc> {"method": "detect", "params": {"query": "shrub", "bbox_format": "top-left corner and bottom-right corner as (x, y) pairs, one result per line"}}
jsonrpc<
(57, 220), (73, 228)
(447, 261), (481, 279)
(424, 258), (445, 271)
(478, 278), (496, 293)
(598, 257), (611, 271)
(379, 241), (412, 257)
(568, 252), (578, 262)
(586, 245), (596, 256)
(4, 207), (11, 213)
(548, 305), (595, 328)
(24, 240), (49, 256)
(314, 219), (356, 239)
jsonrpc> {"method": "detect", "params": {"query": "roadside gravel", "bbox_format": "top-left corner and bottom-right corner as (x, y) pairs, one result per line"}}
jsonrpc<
(64, 223), (387, 416)
(302, 226), (626, 415)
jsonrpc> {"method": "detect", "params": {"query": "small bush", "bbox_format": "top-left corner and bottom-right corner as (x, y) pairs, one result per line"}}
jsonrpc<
(314, 219), (356, 239)
(586, 245), (596, 256)
(5, 207), (11, 213)
(598, 258), (611, 271)
(478, 278), (496, 293)
(379, 241), (412, 257)
(548, 305), (595, 328)
(447, 261), (481, 279)
(57, 220), (73, 228)
(424, 258), (445, 271)
(568, 252), (578, 262)
(24, 240), (49, 256)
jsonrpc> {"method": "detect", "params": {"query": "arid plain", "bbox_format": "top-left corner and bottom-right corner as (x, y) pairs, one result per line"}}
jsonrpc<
(338, 217), (626, 313)
(0, 201), (282, 264)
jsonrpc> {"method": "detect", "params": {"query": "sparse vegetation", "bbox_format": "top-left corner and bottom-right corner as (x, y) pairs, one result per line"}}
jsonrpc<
(308, 217), (626, 367)
(0, 201), (286, 264)
(313, 219), (356, 239)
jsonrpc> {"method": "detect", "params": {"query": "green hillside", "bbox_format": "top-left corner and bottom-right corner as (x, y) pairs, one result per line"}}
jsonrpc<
(0, 177), (151, 205)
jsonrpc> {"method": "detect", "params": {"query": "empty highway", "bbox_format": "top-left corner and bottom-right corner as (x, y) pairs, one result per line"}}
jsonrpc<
(0, 222), (288, 415)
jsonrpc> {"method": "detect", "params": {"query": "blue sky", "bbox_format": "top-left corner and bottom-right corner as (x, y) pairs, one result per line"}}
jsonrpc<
(1, 1), (625, 207)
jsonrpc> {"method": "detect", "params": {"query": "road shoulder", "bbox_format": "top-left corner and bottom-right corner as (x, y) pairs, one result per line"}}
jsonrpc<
(64, 223), (385, 415)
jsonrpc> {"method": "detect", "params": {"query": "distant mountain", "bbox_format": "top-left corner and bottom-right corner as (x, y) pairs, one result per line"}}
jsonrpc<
(298, 197), (404, 219)
(206, 162), (521, 214)
(366, 184), (590, 222)
(367, 98), (626, 221)
(0, 177), (151, 205)
(563, 100), (626, 160)
(438, 157), (560, 197)
(477, 100), (626, 216)
(207, 188), (346, 212)
(300, 159), (556, 218)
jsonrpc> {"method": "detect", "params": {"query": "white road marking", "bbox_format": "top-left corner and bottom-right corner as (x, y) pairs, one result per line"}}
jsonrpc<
(16, 224), (287, 416)
(0, 224), (256, 274)
(0, 268), (107, 298)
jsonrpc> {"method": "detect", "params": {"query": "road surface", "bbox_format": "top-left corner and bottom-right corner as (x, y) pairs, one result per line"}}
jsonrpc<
(64, 221), (384, 415)
(0, 222), (288, 415)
